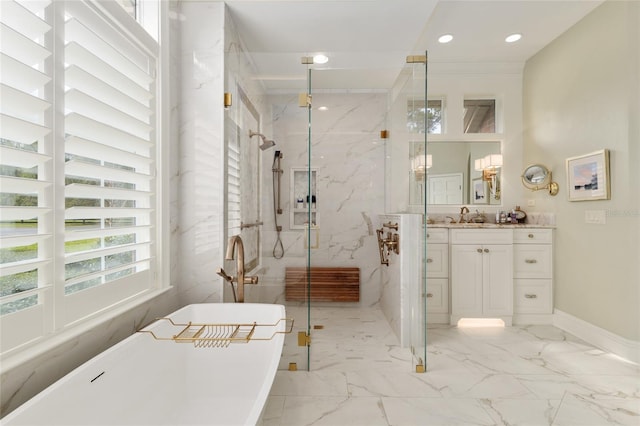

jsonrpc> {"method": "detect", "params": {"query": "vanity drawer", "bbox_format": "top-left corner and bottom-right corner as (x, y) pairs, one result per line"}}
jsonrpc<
(425, 244), (448, 278)
(426, 228), (449, 243)
(514, 228), (553, 244)
(450, 228), (513, 245)
(425, 278), (449, 314)
(514, 279), (552, 313)
(514, 245), (552, 278)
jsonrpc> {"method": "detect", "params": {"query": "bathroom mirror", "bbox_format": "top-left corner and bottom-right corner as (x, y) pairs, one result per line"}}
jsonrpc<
(409, 140), (501, 205)
(522, 164), (559, 195)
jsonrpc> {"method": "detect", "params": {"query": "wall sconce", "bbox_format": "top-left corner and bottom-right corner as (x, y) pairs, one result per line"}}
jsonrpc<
(412, 153), (432, 179)
(475, 154), (502, 200)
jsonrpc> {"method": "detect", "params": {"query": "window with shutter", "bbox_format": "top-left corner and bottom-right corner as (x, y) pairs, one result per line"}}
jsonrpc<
(0, 0), (163, 355)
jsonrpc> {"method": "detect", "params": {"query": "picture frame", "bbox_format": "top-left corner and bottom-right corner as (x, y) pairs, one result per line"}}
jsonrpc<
(566, 149), (610, 201)
(472, 177), (488, 204)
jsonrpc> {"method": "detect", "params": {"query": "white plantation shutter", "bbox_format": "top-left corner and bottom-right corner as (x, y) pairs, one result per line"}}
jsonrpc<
(227, 123), (241, 235)
(0, 0), (161, 353)
(62, 0), (157, 322)
(0, 0), (54, 349)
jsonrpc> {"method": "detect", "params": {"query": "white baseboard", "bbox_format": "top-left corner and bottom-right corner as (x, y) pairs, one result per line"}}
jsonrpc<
(513, 313), (554, 325)
(554, 309), (640, 364)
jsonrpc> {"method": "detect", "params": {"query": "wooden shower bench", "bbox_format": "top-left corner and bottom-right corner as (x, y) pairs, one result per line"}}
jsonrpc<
(285, 267), (360, 302)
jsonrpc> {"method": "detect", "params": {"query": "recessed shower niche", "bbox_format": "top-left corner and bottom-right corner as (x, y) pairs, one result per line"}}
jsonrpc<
(290, 167), (318, 229)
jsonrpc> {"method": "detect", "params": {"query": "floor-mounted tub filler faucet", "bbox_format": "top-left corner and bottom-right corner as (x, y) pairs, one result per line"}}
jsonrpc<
(216, 235), (258, 303)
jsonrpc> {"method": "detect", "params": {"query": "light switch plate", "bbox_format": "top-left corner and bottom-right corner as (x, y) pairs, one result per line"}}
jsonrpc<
(585, 210), (606, 224)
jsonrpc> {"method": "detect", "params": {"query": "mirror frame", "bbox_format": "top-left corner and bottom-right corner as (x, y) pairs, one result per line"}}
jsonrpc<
(521, 164), (559, 196)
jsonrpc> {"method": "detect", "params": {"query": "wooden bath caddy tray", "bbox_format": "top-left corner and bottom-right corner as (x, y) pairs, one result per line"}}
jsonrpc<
(137, 317), (294, 348)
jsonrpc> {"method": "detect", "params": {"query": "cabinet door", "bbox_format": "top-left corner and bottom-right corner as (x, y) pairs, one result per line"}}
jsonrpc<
(426, 278), (449, 314)
(482, 244), (513, 317)
(451, 245), (483, 316)
(426, 244), (448, 278)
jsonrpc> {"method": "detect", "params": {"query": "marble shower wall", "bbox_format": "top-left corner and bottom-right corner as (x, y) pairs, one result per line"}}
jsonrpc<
(378, 214), (422, 347)
(254, 92), (388, 307)
(177, 1), (226, 305)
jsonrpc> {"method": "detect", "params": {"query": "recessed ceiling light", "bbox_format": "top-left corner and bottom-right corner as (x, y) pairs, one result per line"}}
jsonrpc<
(438, 34), (453, 44)
(318, 106), (328, 111)
(313, 54), (329, 64)
(505, 33), (522, 43)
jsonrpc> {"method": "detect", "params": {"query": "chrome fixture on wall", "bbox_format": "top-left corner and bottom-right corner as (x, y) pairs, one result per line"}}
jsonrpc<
(249, 130), (276, 150)
(376, 222), (400, 266)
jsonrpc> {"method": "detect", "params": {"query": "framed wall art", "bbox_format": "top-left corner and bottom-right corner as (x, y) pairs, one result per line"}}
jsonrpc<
(566, 149), (610, 201)
(472, 177), (488, 205)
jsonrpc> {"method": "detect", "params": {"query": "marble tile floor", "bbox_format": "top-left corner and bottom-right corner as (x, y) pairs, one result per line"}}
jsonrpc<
(259, 306), (640, 426)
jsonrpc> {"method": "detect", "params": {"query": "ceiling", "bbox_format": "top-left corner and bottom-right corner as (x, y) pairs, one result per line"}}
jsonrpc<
(223, 0), (604, 92)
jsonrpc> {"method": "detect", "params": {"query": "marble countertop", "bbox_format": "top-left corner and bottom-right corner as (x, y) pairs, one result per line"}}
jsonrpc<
(427, 223), (555, 229)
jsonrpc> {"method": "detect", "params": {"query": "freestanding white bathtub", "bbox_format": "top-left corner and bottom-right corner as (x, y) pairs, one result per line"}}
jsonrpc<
(2, 303), (288, 426)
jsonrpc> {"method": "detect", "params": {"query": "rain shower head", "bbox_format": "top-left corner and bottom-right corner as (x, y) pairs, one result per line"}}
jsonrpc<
(249, 130), (276, 150)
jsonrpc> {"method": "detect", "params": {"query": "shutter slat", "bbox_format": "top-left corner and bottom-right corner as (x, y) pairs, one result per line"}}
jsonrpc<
(14, 0), (51, 18)
(0, 234), (50, 249)
(66, 225), (150, 241)
(0, 146), (50, 169)
(65, 113), (151, 154)
(65, 18), (151, 88)
(65, 89), (151, 140)
(65, 242), (150, 264)
(0, 0), (51, 39)
(65, 207), (153, 220)
(0, 23), (50, 66)
(64, 259), (150, 287)
(0, 176), (51, 193)
(0, 259), (49, 277)
(65, 159), (151, 187)
(0, 84), (51, 121)
(0, 206), (49, 221)
(0, 53), (51, 93)
(65, 42), (152, 103)
(64, 0), (151, 72)
(0, 114), (51, 144)
(66, 136), (151, 170)
(65, 183), (151, 202)
(66, 65), (151, 123)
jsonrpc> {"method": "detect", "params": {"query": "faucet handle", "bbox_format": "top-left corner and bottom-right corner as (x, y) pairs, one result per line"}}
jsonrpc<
(216, 268), (234, 283)
(244, 275), (259, 285)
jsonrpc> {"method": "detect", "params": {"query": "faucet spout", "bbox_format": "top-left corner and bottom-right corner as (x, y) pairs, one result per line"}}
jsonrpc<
(224, 236), (258, 303)
(459, 206), (470, 223)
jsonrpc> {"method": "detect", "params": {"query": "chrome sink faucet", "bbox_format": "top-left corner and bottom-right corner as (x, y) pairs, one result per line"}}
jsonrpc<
(217, 235), (258, 303)
(459, 206), (470, 223)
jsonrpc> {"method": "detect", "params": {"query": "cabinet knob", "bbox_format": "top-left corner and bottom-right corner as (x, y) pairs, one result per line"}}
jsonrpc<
(524, 294), (538, 299)
(426, 258), (433, 263)
(528, 233), (534, 239)
(477, 248), (483, 253)
(426, 233), (430, 238)
(426, 293), (433, 298)
(525, 259), (538, 264)
(484, 248), (489, 253)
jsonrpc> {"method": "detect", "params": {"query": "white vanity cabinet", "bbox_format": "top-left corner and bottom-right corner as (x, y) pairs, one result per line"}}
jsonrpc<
(450, 229), (514, 325)
(513, 228), (553, 320)
(425, 228), (449, 321)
